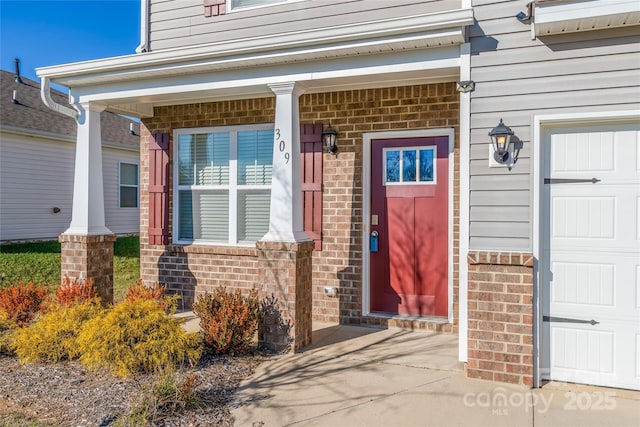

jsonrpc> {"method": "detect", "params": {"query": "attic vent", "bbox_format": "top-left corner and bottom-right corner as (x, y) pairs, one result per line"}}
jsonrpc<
(14, 58), (24, 85)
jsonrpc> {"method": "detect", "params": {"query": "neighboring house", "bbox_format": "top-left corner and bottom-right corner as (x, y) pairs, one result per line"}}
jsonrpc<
(0, 69), (140, 242)
(35, 0), (639, 392)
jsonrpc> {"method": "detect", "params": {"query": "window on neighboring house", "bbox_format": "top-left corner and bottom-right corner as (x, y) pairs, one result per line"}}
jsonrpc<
(119, 162), (139, 208)
(175, 125), (274, 245)
(229, 0), (303, 11)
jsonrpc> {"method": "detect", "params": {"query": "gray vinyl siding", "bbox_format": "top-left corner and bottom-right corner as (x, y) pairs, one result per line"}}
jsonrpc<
(148, 0), (462, 51)
(0, 134), (140, 242)
(468, 0), (640, 252)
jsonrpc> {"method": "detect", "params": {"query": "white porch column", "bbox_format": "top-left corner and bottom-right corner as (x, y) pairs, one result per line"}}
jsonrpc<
(262, 82), (310, 243)
(64, 102), (112, 236)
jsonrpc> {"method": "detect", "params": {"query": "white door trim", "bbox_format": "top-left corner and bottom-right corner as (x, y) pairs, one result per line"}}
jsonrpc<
(362, 128), (455, 322)
(532, 109), (640, 388)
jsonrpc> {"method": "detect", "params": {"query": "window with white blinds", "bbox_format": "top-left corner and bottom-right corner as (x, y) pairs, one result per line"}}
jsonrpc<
(174, 125), (274, 245)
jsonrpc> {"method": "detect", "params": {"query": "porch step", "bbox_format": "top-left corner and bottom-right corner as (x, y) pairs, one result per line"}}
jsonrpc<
(361, 314), (455, 333)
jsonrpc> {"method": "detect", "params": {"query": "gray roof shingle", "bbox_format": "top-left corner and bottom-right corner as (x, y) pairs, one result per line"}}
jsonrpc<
(0, 70), (139, 148)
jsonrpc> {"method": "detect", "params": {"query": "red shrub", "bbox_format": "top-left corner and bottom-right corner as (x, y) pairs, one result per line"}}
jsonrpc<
(54, 277), (96, 307)
(0, 281), (50, 326)
(193, 287), (262, 355)
(125, 280), (169, 307)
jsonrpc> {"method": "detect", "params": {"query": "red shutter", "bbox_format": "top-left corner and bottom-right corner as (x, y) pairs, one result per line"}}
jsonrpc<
(300, 124), (323, 251)
(148, 133), (170, 245)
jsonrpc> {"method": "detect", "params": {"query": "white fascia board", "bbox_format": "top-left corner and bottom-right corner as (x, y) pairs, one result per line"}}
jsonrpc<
(71, 46), (461, 105)
(535, 0), (640, 36)
(36, 8), (472, 85)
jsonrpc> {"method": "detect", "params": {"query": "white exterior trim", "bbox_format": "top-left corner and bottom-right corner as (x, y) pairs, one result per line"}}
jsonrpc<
(118, 161), (140, 209)
(534, 0), (640, 37)
(458, 42), (470, 362)
(64, 102), (112, 236)
(362, 128), (455, 322)
(531, 109), (640, 388)
(172, 123), (275, 247)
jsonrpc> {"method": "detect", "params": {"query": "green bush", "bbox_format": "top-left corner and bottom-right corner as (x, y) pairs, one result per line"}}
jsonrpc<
(12, 299), (104, 363)
(77, 298), (201, 377)
(193, 287), (262, 355)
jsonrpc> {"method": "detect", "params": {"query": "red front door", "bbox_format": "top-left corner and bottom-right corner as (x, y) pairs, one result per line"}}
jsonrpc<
(370, 137), (449, 317)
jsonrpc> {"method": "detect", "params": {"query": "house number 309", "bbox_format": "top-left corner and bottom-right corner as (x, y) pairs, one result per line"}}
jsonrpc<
(275, 128), (290, 164)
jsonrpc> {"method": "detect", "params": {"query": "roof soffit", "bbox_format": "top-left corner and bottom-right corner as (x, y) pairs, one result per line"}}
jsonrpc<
(534, 0), (640, 36)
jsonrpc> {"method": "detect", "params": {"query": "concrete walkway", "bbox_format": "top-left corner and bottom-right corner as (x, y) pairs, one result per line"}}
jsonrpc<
(230, 322), (640, 427)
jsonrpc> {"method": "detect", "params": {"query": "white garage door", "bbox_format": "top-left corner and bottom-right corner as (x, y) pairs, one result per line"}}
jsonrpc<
(542, 122), (640, 391)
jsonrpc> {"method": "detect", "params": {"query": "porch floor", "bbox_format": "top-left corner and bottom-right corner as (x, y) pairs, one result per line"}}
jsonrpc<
(229, 321), (640, 426)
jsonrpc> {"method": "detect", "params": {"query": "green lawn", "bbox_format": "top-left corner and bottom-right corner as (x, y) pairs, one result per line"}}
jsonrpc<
(0, 236), (140, 301)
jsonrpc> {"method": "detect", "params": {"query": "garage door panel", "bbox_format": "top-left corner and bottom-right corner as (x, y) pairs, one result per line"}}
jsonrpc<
(637, 266), (640, 309)
(551, 131), (615, 173)
(551, 196), (615, 239)
(637, 196), (640, 241)
(551, 327), (614, 373)
(637, 335), (640, 378)
(543, 122), (640, 390)
(552, 261), (614, 306)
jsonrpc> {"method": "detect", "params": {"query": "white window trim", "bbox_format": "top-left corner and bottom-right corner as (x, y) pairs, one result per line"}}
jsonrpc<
(118, 161), (139, 208)
(227, 0), (306, 13)
(173, 123), (274, 247)
(382, 145), (437, 186)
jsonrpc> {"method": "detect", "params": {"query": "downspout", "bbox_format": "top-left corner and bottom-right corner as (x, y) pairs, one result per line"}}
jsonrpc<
(40, 77), (79, 120)
(136, 0), (150, 53)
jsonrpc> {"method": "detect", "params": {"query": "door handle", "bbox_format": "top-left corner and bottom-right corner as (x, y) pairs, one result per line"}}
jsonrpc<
(543, 315), (599, 325)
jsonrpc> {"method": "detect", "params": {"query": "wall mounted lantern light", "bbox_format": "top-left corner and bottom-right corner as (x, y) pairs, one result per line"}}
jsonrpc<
(322, 123), (338, 155)
(489, 118), (514, 164)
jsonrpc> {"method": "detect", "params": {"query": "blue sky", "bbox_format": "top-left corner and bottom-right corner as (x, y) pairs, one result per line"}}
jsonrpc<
(1, 0), (140, 83)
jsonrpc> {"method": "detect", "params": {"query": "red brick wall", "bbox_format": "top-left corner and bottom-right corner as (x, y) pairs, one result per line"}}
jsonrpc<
(140, 99), (275, 306)
(466, 251), (534, 386)
(299, 84), (460, 326)
(59, 234), (117, 306)
(257, 240), (314, 352)
(139, 84), (460, 326)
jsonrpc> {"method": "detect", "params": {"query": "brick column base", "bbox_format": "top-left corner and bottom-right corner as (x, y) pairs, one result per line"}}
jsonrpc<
(256, 240), (314, 353)
(467, 251), (534, 387)
(59, 234), (117, 306)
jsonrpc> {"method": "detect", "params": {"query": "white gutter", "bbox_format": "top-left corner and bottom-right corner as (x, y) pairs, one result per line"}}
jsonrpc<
(40, 76), (79, 120)
(135, 0), (149, 53)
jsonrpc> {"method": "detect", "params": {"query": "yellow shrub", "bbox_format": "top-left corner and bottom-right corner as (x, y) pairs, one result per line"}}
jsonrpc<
(12, 299), (104, 363)
(0, 309), (16, 354)
(77, 298), (201, 377)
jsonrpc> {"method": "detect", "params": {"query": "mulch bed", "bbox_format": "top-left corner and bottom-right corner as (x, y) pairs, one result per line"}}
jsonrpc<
(0, 350), (267, 426)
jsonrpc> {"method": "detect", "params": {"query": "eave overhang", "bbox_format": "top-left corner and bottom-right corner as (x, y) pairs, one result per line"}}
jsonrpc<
(534, 0), (640, 36)
(36, 7), (473, 117)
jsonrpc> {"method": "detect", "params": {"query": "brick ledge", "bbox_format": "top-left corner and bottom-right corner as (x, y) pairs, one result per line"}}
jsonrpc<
(467, 251), (533, 267)
(167, 244), (258, 257)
